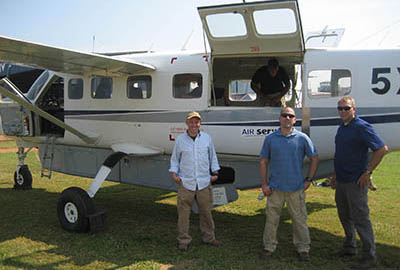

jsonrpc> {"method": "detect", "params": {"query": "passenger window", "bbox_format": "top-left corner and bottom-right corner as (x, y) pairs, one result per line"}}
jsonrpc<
(205, 13), (247, 38)
(91, 77), (112, 99)
(68, 78), (83, 99)
(229, 80), (256, 102)
(127, 76), (151, 99)
(308, 69), (351, 98)
(253, 9), (297, 35)
(173, 74), (202, 99)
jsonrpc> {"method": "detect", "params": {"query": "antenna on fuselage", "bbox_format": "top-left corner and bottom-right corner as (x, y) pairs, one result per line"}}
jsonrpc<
(181, 28), (195, 51)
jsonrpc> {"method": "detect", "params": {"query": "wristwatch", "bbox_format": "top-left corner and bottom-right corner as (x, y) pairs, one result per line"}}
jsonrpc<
(304, 176), (312, 182)
(365, 169), (373, 175)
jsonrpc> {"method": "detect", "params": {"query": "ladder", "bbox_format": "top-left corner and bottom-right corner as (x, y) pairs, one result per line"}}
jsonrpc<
(41, 135), (56, 178)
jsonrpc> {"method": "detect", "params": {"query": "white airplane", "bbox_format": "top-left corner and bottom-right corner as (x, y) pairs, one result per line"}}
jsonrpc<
(0, 0), (398, 232)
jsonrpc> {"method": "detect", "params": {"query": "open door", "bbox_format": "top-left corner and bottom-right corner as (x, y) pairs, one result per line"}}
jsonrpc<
(198, 1), (305, 108)
(0, 78), (97, 144)
(198, 0), (305, 58)
(0, 78), (32, 136)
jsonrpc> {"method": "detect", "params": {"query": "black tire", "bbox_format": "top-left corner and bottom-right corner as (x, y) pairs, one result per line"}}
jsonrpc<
(57, 187), (95, 233)
(13, 165), (33, 190)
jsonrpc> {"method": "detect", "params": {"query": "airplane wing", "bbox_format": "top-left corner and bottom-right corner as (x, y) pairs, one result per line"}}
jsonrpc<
(111, 143), (162, 156)
(0, 35), (155, 76)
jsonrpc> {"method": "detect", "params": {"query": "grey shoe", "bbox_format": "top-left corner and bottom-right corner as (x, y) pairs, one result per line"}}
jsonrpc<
(333, 249), (357, 258)
(202, 239), (223, 247)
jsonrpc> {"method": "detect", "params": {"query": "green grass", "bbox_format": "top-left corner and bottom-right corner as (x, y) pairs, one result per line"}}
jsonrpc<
(0, 140), (16, 149)
(0, 141), (399, 270)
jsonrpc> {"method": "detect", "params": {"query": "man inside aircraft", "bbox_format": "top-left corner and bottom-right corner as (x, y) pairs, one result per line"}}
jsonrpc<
(169, 111), (222, 251)
(331, 96), (388, 269)
(259, 107), (318, 261)
(251, 58), (291, 107)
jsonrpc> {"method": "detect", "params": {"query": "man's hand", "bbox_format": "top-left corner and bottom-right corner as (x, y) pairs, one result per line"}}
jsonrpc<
(304, 181), (311, 191)
(172, 173), (182, 184)
(357, 173), (370, 187)
(330, 174), (336, 189)
(262, 183), (273, 196)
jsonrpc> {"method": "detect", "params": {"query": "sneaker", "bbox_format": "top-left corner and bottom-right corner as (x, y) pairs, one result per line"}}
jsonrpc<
(332, 250), (357, 258)
(259, 250), (273, 259)
(202, 239), (223, 247)
(350, 258), (377, 269)
(298, 251), (310, 262)
(177, 243), (189, 251)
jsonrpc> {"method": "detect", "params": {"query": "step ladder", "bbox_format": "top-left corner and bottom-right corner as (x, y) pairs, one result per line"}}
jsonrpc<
(41, 135), (56, 178)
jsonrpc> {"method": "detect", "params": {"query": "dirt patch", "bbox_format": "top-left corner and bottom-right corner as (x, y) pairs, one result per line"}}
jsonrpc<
(0, 147), (18, 153)
(0, 135), (12, 142)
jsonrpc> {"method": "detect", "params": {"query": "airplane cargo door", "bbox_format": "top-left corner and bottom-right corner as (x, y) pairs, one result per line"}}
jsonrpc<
(198, 0), (305, 58)
(0, 78), (33, 136)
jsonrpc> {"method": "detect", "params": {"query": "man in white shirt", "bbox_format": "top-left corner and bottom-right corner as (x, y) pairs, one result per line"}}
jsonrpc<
(169, 111), (221, 251)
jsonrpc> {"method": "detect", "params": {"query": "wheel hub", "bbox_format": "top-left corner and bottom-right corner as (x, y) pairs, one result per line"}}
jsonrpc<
(15, 173), (24, 185)
(64, 202), (78, 223)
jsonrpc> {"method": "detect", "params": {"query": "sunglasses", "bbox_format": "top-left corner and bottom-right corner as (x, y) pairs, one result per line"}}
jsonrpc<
(337, 106), (352, 111)
(281, 113), (296, 119)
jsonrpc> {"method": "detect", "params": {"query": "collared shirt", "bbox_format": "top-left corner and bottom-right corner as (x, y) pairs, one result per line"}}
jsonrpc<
(169, 131), (220, 191)
(260, 128), (318, 191)
(334, 116), (385, 183)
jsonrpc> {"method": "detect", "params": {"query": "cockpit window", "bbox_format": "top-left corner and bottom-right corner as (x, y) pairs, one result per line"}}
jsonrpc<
(26, 70), (50, 101)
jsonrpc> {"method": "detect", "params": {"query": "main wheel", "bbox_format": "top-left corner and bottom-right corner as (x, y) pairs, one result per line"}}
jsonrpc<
(14, 165), (33, 189)
(57, 187), (95, 233)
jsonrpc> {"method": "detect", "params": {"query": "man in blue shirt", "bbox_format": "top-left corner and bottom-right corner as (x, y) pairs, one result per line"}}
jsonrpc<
(331, 96), (388, 269)
(169, 111), (221, 251)
(259, 107), (319, 261)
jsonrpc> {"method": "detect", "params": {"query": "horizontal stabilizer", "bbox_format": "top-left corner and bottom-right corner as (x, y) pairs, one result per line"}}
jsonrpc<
(111, 143), (162, 156)
(0, 35), (155, 76)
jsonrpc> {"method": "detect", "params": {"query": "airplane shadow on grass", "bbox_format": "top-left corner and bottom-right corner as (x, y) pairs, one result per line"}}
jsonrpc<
(0, 184), (399, 270)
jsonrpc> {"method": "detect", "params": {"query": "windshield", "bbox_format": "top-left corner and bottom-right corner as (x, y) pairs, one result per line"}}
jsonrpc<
(26, 70), (49, 100)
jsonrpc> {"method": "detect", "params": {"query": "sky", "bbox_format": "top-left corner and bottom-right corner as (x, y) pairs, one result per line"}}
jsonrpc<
(1, 0), (399, 53)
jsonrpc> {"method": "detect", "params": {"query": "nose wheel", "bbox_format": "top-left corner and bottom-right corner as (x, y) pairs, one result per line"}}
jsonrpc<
(14, 165), (33, 190)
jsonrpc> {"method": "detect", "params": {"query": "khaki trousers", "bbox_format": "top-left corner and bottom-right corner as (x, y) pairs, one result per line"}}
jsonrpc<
(263, 189), (310, 253)
(177, 184), (215, 245)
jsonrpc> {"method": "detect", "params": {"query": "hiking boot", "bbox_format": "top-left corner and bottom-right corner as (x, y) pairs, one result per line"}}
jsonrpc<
(177, 243), (189, 251)
(298, 251), (310, 262)
(350, 258), (377, 269)
(259, 250), (273, 259)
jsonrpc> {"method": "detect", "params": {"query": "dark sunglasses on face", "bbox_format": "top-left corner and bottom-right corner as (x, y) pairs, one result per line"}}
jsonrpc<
(281, 113), (295, 119)
(337, 106), (352, 111)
